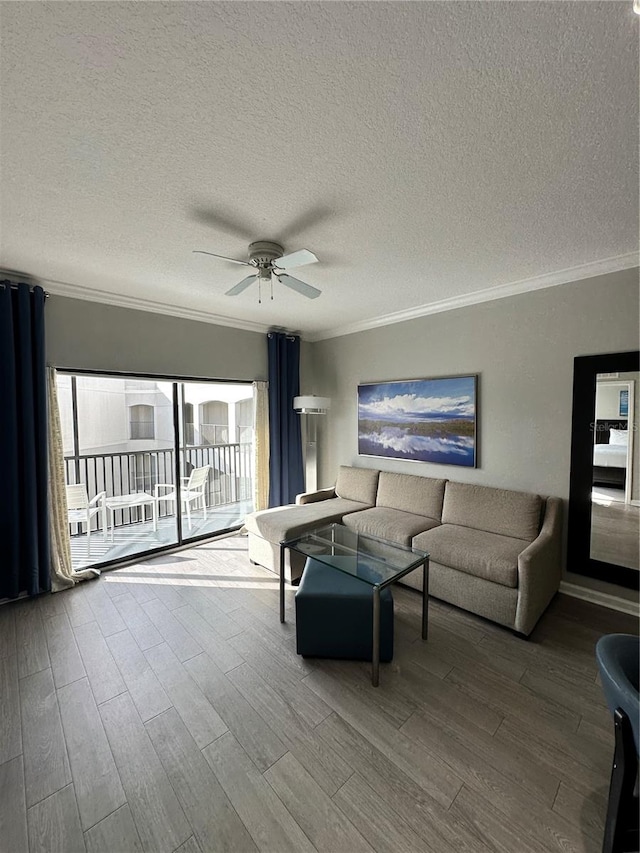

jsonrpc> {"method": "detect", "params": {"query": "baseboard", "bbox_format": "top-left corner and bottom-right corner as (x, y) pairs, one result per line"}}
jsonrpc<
(560, 581), (640, 617)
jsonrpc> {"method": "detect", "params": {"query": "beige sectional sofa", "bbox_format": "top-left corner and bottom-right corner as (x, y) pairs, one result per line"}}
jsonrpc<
(244, 465), (562, 636)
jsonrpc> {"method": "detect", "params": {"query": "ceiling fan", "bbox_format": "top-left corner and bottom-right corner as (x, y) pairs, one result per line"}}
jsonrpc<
(193, 240), (321, 302)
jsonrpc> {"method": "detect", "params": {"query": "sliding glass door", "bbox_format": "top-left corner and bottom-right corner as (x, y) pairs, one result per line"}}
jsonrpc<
(57, 371), (254, 571)
(179, 382), (254, 542)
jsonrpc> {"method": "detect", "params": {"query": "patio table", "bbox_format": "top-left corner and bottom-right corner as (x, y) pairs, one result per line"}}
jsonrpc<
(104, 492), (158, 540)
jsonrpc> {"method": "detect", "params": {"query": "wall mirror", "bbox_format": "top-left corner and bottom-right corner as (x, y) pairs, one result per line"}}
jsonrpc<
(568, 350), (640, 589)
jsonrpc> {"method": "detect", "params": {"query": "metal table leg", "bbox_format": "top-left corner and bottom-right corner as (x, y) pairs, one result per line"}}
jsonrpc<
(422, 557), (429, 640)
(280, 546), (286, 623)
(372, 585), (381, 687)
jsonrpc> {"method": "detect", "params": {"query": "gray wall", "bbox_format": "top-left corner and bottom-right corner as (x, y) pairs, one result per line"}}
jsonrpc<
(46, 296), (268, 381)
(311, 267), (640, 599)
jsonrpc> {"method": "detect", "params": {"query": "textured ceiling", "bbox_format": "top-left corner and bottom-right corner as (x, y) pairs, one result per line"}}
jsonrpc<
(1, 1), (638, 338)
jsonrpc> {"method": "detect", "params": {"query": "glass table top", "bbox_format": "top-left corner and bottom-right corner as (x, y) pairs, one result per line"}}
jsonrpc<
(282, 522), (428, 587)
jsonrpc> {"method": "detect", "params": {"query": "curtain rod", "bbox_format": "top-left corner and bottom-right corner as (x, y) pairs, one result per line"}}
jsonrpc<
(267, 331), (297, 340)
(0, 282), (50, 298)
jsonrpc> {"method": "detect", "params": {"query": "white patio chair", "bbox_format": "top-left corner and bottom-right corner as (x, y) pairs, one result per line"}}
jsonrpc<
(66, 484), (107, 557)
(155, 465), (211, 530)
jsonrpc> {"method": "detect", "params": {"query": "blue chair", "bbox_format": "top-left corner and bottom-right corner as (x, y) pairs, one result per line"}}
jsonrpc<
(295, 557), (394, 662)
(595, 634), (640, 853)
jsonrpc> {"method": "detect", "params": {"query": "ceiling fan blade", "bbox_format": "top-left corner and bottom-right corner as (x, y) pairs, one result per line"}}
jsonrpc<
(277, 274), (321, 300)
(193, 250), (251, 266)
(226, 275), (257, 296)
(275, 249), (319, 270)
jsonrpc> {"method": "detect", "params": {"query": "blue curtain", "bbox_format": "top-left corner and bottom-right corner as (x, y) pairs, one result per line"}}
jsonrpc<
(0, 282), (50, 598)
(267, 332), (304, 507)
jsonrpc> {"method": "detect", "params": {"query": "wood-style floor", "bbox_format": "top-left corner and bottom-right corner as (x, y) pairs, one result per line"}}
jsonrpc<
(590, 498), (640, 570)
(0, 534), (638, 853)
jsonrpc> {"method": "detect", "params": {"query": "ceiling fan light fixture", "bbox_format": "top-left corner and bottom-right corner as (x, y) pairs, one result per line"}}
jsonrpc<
(634, 0), (640, 14)
(195, 238), (322, 300)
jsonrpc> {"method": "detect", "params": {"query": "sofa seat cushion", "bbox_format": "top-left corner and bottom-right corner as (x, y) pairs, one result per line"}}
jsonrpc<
(376, 472), (446, 521)
(412, 524), (524, 588)
(244, 498), (370, 543)
(343, 507), (440, 546)
(442, 482), (542, 542)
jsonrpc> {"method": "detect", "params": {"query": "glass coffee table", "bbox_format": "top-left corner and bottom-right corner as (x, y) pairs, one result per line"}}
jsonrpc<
(280, 522), (429, 686)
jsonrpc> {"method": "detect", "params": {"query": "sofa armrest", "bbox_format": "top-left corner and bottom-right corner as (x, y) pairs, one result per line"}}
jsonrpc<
(296, 487), (337, 505)
(515, 497), (563, 635)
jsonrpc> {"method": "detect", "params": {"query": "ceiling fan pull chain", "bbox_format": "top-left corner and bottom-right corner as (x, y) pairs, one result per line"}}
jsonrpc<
(270, 275), (274, 301)
(258, 278), (262, 304)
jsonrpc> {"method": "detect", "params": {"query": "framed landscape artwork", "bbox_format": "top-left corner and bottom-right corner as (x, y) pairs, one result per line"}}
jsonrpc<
(619, 388), (629, 417)
(358, 375), (478, 467)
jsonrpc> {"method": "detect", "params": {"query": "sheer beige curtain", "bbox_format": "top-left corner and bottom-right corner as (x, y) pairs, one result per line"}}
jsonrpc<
(253, 380), (270, 511)
(47, 366), (99, 591)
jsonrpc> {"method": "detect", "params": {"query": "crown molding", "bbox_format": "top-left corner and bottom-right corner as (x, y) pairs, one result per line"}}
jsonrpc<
(306, 252), (640, 342)
(42, 277), (271, 336)
(32, 251), (638, 342)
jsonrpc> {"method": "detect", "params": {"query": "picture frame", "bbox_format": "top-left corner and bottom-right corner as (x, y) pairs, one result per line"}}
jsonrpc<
(358, 375), (478, 467)
(619, 388), (629, 417)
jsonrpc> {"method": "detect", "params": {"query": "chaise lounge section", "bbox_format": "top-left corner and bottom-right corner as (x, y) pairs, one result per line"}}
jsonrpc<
(244, 465), (563, 635)
(243, 466), (379, 581)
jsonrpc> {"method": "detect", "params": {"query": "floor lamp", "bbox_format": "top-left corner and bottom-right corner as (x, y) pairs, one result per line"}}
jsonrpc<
(293, 395), (331, 492)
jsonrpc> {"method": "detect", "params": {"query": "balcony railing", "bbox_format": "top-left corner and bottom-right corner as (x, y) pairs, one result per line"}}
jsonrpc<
(65, 442), (253, 533)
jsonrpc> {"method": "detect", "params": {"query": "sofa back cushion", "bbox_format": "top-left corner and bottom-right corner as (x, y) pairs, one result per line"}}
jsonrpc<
(335, 466), (379, 506)
(442, 481), (542, 542)
(376, 472), (446, 521)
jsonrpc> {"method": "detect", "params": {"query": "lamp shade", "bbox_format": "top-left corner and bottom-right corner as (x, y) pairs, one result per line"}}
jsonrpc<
(293, 395), (331, 414)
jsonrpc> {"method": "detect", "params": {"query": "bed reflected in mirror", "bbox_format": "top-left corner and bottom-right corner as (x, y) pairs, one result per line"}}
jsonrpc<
(590, 373), (639, 571)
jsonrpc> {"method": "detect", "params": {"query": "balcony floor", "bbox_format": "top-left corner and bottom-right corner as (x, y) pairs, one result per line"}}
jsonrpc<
(70, 499), (254, 570)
